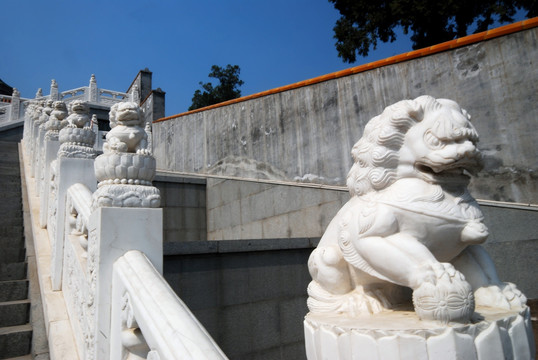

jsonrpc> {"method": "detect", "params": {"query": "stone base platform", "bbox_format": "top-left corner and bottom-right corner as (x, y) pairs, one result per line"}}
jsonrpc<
(304, 305), (535, 360)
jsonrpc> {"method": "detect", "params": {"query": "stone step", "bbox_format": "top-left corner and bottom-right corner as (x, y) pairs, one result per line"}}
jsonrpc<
(0, 182), (21, 189)
(0, 226), (23, 239)
(0, 177), (21, 185)
(0, 193), (23, 201)
(0, 201), (22, 213)
(0, 247), (25, 264)
(0, 324), (32, 359)
(0, 280), (28, 302)
(0, 236), (25, 249)
(0, 263), (26, 282)
(0, 158), (20, 165)
(0, 216), (23, 227)
(0, 168), (20, 177)
(0, 300), (30, 327)
(1, 356), (33, 360)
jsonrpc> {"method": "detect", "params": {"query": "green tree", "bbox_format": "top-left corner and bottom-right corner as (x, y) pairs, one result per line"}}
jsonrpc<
(330, 0), (537, 62)
(189, 64), (245, 110)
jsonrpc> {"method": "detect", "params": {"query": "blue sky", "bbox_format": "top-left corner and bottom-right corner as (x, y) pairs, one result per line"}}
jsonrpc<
(0, 1), (529, 117)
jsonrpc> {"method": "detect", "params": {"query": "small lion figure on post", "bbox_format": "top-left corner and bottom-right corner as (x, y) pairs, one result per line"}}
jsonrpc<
(104, 102), (149, 154)
(307, 96), (526, 323)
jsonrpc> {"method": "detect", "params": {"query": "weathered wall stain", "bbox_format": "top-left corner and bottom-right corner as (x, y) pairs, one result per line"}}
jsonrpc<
(154, 27), (538, 204)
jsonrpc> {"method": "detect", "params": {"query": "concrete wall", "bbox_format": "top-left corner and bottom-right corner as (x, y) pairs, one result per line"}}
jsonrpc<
(154, 175), (207, 243)
(206, 178), (348, 241)
(163, 240), (314, 360)
(141, 90), (166, 125)
(153, 27), (538, 358)
(153, 27), (538, 204)
(203, 176), (538, 297)
(480, 204), (538, 298)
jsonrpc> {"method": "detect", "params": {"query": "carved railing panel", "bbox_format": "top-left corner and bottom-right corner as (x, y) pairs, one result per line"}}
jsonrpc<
(20, 98), (227, 360)
(63, 183), (96, 359)
(111, 251), (228, 360)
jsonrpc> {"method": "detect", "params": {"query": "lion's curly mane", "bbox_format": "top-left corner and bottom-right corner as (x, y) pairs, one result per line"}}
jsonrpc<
(346, 95), (473, 196)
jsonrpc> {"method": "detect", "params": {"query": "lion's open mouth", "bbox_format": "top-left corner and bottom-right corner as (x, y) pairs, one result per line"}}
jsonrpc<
(416, 163), (473, 183)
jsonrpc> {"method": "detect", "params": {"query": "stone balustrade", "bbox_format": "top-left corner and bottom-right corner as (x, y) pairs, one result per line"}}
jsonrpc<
(111, 250), (228, 360)
(0, 89), (25, 125)
(2, 74), (135, 132)
(20, 99), (226, 359)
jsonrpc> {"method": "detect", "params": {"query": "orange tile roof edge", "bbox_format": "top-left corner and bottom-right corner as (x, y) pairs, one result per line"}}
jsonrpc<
(155, 17), (538, 123)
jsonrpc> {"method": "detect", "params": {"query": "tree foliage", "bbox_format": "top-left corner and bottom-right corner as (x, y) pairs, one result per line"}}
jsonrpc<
(330, 0), (537, 62)
(189, 64), (245, 111)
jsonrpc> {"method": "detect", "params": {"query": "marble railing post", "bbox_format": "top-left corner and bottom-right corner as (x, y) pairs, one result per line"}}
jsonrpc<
(88, 74), (98, 102)
(50, 100), (97, 291)
(62, 102), (162, 359)
(50, 79), (59, 101)
(38, 101), (68, 228)
(10, 88), (20, 122)
(30, 99), (51, 178)
(61, 182), (162, 360)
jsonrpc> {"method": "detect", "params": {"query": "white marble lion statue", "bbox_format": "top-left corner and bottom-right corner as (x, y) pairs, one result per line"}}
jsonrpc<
(104, 102), (148, 154)
(307, 95), (526, 323)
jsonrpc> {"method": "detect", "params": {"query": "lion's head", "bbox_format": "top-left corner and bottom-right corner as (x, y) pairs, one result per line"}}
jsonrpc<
(109, 102), (143, 128)
(347, 96), (482, 196)
(69, 100), (89, 115)
(51, 101), (68, 120)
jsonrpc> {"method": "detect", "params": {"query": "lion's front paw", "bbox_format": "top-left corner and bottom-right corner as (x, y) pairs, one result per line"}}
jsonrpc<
(412, 262), (474, 323)
(474, 283), (526, 310)
(412, 262), (459, 288)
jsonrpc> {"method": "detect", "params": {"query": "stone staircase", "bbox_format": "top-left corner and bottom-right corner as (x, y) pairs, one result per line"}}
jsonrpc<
(0, 141), (37, 359)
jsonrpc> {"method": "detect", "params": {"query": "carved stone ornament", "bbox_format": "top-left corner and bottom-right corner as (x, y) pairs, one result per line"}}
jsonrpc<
(58, 100), (97, 159)
(91, 102), (160, 210)
(38, 100), (54, 128)
(305, 96), (534, 359)
(44, 101), (68, 141)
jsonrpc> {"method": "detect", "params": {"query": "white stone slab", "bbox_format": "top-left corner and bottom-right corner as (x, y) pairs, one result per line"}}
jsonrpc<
(51, 157), (96, 291)
(39, 138), (60, 227)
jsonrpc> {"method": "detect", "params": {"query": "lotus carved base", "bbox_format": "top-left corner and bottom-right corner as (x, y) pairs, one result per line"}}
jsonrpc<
(304, 306), (535, 360)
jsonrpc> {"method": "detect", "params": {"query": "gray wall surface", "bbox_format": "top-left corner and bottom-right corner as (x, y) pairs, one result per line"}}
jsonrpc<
(203, 177), (538, 297)
(163, 242), (313, 360)
(154, 28), (537, 359)
(206, 178), (348, 241)
(154, 175), (207, 243)
(480, 205), (538, 298)
(153, 27), (538, 204)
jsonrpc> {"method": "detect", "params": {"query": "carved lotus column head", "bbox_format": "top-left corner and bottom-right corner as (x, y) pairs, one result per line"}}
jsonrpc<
(91, 102), (160, 210)
(58, 100), (96, 158)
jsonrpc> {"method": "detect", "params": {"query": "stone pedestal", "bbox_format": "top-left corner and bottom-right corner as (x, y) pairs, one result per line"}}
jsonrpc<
(304, 305), (535, 360)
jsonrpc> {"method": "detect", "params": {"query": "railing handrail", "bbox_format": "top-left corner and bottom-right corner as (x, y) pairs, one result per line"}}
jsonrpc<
(67, 183), (92, 225)
(112, 250), (228, 360)
(60, 86), (87, 95)
(98, 88), (129, 99)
